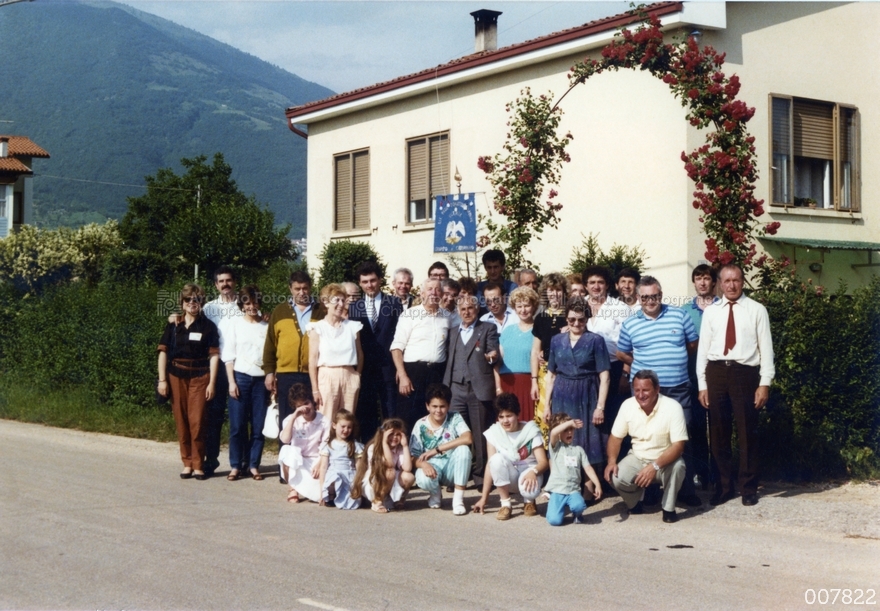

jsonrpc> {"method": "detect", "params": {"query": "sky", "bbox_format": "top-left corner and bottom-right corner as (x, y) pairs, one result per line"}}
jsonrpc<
(114, 1), (629, 94)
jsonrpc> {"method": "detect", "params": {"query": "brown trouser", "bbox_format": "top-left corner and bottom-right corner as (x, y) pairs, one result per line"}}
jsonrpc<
(169, 372), (210, 470)
(706, 360), (760, 496)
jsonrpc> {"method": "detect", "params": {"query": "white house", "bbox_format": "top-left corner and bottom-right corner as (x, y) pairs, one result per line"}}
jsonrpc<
(286, 2), (878, 297)
(0, 135), (50, 238)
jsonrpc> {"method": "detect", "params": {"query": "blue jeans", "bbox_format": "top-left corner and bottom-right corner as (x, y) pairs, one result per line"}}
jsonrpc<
(204, 366), (228, 472)
(660, 382), (696, 497)
(228, 371), (268, 471)
(546, 491), (587, 526)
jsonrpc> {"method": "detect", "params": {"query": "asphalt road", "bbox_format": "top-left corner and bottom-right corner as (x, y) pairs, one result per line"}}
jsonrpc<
(1, 419), (878, 611)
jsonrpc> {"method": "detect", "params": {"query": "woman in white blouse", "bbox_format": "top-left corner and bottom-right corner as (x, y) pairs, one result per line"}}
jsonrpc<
(223, 285), (269, 481)
(308, 283), (364, 421)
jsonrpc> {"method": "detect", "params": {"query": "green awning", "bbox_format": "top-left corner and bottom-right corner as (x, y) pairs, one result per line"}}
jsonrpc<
(760, 237), (880, 251)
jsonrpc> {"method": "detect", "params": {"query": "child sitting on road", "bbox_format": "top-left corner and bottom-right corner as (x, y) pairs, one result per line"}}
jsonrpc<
(545, 413), (603, 526)
(278, 383), (330, 503)
(318, 410), (364, 510)
(473, 393), (548, 520)
(411, 384), (473, 515)
(352, 418), (415, 513)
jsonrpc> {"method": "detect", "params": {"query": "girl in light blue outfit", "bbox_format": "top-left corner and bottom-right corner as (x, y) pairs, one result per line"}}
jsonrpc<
(318, 410), (364, 510)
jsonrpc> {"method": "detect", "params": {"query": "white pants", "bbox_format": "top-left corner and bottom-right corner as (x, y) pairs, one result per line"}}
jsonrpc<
(278, 445), (321, 502)
(362, 469), (406, 510)
(488, 453), (540, 502)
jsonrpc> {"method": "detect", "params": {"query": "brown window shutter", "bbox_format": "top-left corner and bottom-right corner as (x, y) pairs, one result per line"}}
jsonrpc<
(335, 154), (352, 231)
(771, 97), (791, 155)
(838, 106), (859, 211)
(408, 139), (427, 204)
(429, 134), (450, 210)
(352, 150), (370, 229)
(793, 100), (834, 160)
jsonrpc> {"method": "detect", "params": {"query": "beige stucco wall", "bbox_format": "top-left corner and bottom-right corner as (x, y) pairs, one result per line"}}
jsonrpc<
(704, 2), (880, 291)
(306, 50), (696, 297)
(303, 1), (878, 297)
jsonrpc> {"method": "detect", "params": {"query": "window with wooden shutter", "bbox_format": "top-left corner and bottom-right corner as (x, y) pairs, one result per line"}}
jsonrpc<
(333, 149), (370, 232)
(406, 132), (449, 223)
(770, 95), (859, 212)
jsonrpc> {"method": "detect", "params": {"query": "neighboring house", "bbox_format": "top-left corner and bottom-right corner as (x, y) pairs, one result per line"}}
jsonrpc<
(285, 2), (878, 297)
(0, 135), (50, 239)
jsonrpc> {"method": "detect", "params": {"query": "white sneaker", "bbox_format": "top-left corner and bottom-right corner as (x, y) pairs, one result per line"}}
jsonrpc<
(428, 490), (442, 509)
(452, 502), (466, 516)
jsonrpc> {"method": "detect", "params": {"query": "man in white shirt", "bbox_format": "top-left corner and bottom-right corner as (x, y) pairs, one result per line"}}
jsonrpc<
(201, 265), (241, 476)
(390, 278), (450, 430)
(479, 282), (519, 335)
(605, 370), (688, 523)
(697, 264), (774, 507)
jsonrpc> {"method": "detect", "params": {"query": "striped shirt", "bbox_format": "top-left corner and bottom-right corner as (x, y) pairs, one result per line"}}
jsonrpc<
(618, 305), (698, 387)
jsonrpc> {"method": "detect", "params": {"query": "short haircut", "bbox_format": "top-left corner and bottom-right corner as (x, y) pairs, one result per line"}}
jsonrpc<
(393, 267), (413, 282)
(319, 283), (346, 303)
(632, 369), (660, 389)
(494, 393), (521, 416)
(458, 294), (479, 310)
(692, 264), (717, 283)
(428, 261), (449, 275)
(179, 283), (205, 307)
(566, 296), (592, 321)
(289, 270), (312, 286)
(236, 285), (263, 311)
(213, 265), (238, 283)
(617, 267), (641, 283)
(288, 383), (313, 407)
(355, 260), (382, 281)
(425, 383), (452, 405)
(458, 277), (478, 295)
(519, 268), (538, 280)
(441, 279), (461, 293)
(509, 286), (539, 309)
(482, 249), (506, 266)
(637, 275), (661, 291)
(482, 281), (504, 296)
(539, 272), (568, 295)
(582, 265), (613, 287)
(720, 263), (744, 280)
(547, 412), (572, 430)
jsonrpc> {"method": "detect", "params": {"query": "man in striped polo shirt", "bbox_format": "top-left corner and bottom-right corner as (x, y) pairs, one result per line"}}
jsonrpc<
(616, 276), (702, 507)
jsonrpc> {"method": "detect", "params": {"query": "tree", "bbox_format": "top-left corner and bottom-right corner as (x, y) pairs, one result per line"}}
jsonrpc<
(316, 240), (386, 288)
(119, 153), (294, 277)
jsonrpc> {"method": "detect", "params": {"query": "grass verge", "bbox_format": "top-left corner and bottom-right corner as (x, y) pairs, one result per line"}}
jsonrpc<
(0, 382), (178, 442)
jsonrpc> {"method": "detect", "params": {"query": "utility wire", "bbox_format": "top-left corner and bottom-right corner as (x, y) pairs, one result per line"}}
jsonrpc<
(34, 173), (196, 193)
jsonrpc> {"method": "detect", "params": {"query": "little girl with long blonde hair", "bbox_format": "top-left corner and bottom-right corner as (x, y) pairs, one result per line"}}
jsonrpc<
(352, 418), (415, 513)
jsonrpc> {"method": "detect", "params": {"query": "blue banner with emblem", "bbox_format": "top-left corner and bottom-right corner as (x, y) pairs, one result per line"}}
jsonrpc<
(433, 192), (476, 253)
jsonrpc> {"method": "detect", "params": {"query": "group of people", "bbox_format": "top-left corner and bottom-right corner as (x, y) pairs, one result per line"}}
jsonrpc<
(156, 249), (774, 523)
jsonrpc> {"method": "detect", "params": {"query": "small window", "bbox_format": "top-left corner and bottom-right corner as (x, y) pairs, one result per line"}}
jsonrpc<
(406, 132), (449, 223)
(334, 149), (370, 232)
(770, 95), (859, 211)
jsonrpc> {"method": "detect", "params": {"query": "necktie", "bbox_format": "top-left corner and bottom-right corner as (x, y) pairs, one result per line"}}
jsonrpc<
(724, 301), (736, 355)
(367, 296), (377, 330)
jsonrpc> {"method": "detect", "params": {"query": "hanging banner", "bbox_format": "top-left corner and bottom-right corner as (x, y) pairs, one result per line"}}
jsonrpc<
(433, 192), (476, 253)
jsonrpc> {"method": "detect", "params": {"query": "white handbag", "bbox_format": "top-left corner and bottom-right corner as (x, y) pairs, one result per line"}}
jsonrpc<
(262, 394), (280, 439)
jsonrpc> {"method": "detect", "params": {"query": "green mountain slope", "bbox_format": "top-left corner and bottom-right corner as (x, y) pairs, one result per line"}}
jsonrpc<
(0, 0), (333, 236)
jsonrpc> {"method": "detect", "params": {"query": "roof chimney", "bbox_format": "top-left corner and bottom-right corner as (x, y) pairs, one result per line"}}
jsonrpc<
(470, 9), (502, 53)
(0, 137), (8, 158)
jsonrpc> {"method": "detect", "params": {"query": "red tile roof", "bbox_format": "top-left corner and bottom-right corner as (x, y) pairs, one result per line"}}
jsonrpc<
(0, 156), (33, 173)
(0, 135), (51, 158)
(286, 2), (682, 121)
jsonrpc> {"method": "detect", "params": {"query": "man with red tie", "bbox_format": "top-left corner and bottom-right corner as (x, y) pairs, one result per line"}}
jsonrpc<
(697, 264), (774, 507)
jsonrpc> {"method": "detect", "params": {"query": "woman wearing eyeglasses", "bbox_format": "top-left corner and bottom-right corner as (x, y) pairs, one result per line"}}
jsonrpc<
(157, 283), (220, 480)
(542, 297), (611, 472)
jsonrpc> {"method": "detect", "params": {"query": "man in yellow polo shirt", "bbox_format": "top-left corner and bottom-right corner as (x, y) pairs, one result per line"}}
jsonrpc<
(604, 369), (688, 523)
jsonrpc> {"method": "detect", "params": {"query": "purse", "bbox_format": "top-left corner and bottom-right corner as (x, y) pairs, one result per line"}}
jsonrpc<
(262, 393), (280, 438)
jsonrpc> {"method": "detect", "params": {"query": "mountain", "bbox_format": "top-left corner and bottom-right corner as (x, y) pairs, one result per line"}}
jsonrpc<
(0, 0), (334, 236)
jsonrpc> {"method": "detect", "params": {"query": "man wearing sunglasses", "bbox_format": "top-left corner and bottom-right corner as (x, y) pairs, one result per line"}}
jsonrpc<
(616, 276), (702, 507)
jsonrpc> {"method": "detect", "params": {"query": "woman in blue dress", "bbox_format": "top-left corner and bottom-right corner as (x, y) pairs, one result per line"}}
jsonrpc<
(543, 297), (610, 466)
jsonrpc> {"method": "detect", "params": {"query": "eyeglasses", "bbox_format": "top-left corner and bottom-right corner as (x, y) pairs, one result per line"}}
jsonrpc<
(639, 294), (662, 302)
(183, 297), (203, 304)
(566, 317), (586, 324)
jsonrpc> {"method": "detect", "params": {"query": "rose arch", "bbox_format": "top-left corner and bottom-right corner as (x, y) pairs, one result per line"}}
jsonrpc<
(477, 9), (780, 272)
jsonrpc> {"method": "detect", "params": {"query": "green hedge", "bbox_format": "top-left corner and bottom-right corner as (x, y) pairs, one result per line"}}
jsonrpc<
(755, 275), (880, 479)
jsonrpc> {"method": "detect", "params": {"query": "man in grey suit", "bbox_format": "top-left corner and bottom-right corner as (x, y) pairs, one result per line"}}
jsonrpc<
(443, 294), (500, 485)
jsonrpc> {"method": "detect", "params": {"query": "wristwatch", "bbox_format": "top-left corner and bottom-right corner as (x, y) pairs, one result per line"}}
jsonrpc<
(651, 461), (660, 472)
